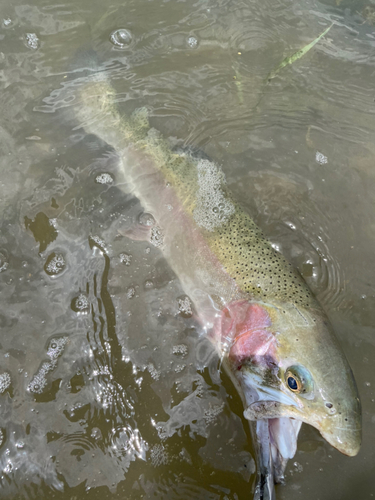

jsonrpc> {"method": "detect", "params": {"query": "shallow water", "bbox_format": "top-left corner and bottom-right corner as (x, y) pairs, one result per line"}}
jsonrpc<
(0, 0), (374, 498)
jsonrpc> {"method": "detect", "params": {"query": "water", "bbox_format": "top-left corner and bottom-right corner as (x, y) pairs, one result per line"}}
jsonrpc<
(0, 0), (374, 498)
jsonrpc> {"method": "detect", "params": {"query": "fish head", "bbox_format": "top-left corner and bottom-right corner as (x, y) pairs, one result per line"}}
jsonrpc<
(219, 299), (361, 491)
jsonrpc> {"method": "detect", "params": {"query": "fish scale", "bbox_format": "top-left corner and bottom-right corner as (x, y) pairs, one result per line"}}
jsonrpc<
(206, 208), (315, 307)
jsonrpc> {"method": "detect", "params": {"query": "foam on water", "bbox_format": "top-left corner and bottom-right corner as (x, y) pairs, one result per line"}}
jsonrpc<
(46, 336), (68, 361)
(71, 293), (90, 314)
(95, 173), (114, 184)
(44, 252), (66, 276)
(0, 251), (9, 273)
(147, 363), (160, 381)
(150, 443), (170, 467)
(28, 362), (52, 394)
(187, 36), (199, 49)
(177, 296), (193, 318)
(204, 402), (225, 425)
(150, 226), (164, 247)
(193, 159), (235, 232)
(172, 344), (188, 357)
(89, 235), (108, 253)
(28, 337), (68, 394)
(119, 252), (132, 265)
(0, 373), (11, 393)
(24, 33), (39, 50)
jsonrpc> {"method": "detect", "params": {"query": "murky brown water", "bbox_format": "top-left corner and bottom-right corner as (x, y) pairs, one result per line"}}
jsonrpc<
(0, 0), (374, 498)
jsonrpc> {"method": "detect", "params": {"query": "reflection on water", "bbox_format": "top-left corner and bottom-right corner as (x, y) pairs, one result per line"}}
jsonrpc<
(0, 0), (374, 498)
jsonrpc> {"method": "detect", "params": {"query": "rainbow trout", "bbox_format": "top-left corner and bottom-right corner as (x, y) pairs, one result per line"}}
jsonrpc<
(75, 78), (361, 499)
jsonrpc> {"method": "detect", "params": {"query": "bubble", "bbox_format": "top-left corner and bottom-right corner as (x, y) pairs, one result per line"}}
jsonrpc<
(3, 18), (12, 27)
(25, 33), (39, 50)
(187, 36), (198, 48)
(174, 364), (185, 373)
(0, 373), (11, 393)
(119, 252), (132, 266)
(109, 29), (132, 49)
(4, 459), (13, 473)
(91, 427), (102, 441)
(89, 235), (107, 252)
(71, 293), (90, 313)
(0, 429), (4, 447)
(204, 403), (225, 424)
(44, 252), (66, 276)
(172, 344), (188, 357)
(95, 173), (114, 184)
(150, 444), (169, 467)
(28, 362), (54, 394)
(293, 462), (303, 473)
(46, 336), (68, 361)
(0, 251), (9, 273)
(150, 226), (163, 247)
(147, 363), (160, 380)
(15, 441), (25, 449)
(126, 287), (135, 299)
(144, 280), (154, 289)
(316, 151), (328, 164)
(193, 159), (235, 232)
(177, 296), (193, 318)
(138, 212), (155, 227)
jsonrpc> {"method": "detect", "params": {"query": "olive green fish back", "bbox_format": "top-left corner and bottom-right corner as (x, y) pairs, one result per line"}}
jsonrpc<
(78, 79), (316, 308)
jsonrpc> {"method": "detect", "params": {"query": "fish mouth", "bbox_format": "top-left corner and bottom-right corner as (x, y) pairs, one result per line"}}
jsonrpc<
(242, 389), (303, 499)
(318, 406), (362, 457)
(248, 416), (302, 500)
(244, 398), (362, 457)
(320, 424), (361, 457)
(244, 398), (361, 498)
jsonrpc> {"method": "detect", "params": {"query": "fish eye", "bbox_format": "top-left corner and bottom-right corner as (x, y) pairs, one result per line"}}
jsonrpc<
(285, 365), (313, 394)
(287, 375), (299, 391)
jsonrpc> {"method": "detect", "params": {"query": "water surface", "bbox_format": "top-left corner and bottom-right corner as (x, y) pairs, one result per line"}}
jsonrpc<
(0, 0), (374, 498)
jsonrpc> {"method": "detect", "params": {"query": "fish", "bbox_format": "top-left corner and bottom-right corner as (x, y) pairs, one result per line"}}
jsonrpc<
(74, 77), (361, 499)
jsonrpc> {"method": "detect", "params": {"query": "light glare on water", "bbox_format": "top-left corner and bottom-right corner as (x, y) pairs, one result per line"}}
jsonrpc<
(0, 0), (374, 499)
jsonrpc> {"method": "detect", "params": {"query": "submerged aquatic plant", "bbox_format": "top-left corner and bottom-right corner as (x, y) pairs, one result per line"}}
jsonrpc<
(267, 23), (333, 81)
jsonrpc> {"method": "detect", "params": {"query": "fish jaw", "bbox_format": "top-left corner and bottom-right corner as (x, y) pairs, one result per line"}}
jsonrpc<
(318, 398), (361, 457)
(249, 418), (302, 500)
